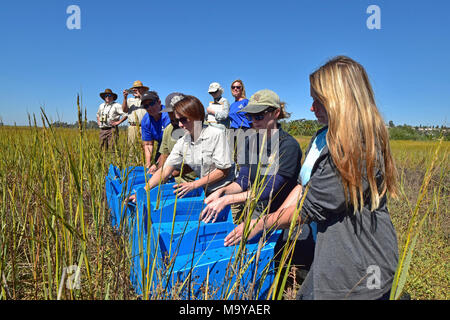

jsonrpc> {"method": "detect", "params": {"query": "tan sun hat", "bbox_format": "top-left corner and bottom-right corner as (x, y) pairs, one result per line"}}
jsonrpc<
(99, 88), (118, 101)
(129, 80), (149, 91)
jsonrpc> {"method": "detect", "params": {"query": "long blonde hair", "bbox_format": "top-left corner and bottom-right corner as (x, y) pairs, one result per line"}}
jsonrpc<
(310, 56), (397, 212)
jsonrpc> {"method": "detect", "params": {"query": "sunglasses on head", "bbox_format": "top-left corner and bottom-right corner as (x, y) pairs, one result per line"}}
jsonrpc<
(246, 108), (275, 121)
(232, 86), (242, 90)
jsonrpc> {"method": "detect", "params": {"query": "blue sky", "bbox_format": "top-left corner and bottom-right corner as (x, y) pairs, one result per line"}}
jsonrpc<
(0, 0), (449, 126)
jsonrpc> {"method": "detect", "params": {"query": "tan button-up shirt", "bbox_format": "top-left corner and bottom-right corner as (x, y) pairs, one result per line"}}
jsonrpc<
(97, 102), (126, 129)
(166, 124), (235, 194)
(126, 97), (147, 126)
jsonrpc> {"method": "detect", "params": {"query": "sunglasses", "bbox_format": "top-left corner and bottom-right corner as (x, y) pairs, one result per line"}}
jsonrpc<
(176, 116), (189, 124)
(246, 108), (275, 121)
(143, 100), (158, 107)
(232, 86), (242, 90)
(104, 94), (112, 97)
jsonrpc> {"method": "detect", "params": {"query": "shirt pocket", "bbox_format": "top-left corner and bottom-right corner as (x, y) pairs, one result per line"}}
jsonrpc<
(201, 142), (214, 167)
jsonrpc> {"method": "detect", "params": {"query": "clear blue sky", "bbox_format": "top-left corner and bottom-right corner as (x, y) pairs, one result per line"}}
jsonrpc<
(0, 0), (449, 126)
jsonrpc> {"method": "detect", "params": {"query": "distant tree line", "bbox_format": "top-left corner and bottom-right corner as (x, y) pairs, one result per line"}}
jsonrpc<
(281, 119), (448, 141)
(387, 121), (449, 141)
(50, 121), (127, 130)
(6, 118), (446, 141)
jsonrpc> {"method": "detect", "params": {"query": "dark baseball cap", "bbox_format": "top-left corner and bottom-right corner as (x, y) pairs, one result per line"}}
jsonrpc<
(161, 92), (185, 113)
(141, 91), (159, 105)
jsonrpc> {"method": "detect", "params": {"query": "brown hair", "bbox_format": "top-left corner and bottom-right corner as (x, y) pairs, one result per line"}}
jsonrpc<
(231, 79), (247, 99)
(310, 55), (398, 212)
(277, 101), (291, 120)
(173, 95), (205, 122)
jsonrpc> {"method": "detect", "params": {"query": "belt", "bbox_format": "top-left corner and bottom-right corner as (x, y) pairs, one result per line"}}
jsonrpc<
(101, 127), (112, 130)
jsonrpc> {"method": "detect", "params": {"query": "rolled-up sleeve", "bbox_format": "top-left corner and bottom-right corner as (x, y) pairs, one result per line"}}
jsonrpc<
(214, 98), (230, 121)
(211, 129), (232, 169)
(165, 137), (185, 170)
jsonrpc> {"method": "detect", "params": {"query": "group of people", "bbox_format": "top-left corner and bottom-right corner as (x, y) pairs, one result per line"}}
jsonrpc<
(97, 56), (399, 300)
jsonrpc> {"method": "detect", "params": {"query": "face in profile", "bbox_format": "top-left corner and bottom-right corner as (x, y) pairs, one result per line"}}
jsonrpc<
(310, 88), (329, 125)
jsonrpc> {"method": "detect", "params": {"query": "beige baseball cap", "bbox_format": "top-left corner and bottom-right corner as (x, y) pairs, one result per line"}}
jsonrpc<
(239, 89), (281, 113)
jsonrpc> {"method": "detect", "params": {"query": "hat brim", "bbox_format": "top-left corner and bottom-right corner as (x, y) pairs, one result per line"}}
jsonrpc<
(130, 86), (149, 91)
(160, 106), (173, 113)
(238, 104), (272, 114)
(100, 93), (118, 101)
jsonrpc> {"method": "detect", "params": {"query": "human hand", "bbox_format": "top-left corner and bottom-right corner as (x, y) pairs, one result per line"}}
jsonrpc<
(224, 219), (260, 246)
(204, 188), (224, 205)
(200, 196), (228, 223)
(147, 164), (157, 174)
(123, 89), (129, 98)
(173, 181), (196, 198)
(127, 193), (137, 203)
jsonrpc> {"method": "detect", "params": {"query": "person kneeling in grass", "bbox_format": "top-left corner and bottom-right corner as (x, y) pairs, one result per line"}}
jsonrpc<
(224, 56), (399, 300)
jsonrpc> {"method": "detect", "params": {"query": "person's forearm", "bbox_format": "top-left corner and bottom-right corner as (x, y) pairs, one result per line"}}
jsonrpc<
(195, 168), (228, 189)
(256, 184), (304, 232)
(221, 182), (244, 196)
(118, 115), (127, 125)
(156, 153), (168, 170)
(122, 98), (129, 113)
(223, 190), (250, 206)
(144, 164), (173, 191)
(144, 143), (154, 168)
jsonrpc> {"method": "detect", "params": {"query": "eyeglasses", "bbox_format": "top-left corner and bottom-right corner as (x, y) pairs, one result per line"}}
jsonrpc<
(104, 94), (112, 97)
(232, 86), (242, 90)
(246, 108), (275, 121)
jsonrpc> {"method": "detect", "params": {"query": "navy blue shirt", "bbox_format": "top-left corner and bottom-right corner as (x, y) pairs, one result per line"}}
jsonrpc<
(141, 105), (171, 143)
(236, 127), (302, 214)
(229, 99), (251, 129)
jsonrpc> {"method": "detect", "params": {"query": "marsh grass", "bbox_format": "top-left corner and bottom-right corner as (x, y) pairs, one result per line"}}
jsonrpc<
(0, 107), (448, 299)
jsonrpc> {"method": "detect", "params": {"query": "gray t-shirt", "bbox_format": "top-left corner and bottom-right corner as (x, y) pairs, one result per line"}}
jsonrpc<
(296, 127), (399, 300)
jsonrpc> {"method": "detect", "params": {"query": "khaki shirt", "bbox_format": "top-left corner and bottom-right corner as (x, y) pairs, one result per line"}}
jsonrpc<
(166, 125), (235, 194)
(160, 124), (197, 183)
(97, 102), (126, 129)
(126, 97), (147, 126)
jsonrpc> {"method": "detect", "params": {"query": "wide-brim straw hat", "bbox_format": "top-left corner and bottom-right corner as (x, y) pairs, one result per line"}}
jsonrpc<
(129, 80), (149, 92)
(100, 88), (118, 101)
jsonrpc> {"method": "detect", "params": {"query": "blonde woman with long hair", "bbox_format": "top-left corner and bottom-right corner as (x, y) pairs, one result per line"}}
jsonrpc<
(224, 56), (399, 300)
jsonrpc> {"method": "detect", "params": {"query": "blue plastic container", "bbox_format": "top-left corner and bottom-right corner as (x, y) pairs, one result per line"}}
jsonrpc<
(131, 220), (281, 299)
(105, 163), (281, 300)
